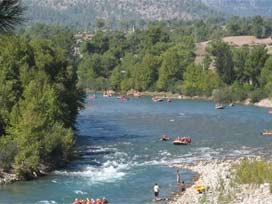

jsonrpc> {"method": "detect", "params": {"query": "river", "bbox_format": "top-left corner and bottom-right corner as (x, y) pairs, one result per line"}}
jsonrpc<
(0, 95), (271, 204)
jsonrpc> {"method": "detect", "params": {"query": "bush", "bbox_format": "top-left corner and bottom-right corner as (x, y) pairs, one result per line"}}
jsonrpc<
(249, 88), (267, 103)
(230, 82), (249, 102)
(212, 87), (233, 103)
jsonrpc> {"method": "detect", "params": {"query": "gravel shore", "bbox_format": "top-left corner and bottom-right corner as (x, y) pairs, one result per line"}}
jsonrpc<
(169, 159), (272, 204)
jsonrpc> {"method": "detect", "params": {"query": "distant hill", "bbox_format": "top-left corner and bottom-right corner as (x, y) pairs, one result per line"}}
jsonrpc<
(201, 0), (272, 16)
(23, 0), (219, 28)
(23, 0), (272, 28)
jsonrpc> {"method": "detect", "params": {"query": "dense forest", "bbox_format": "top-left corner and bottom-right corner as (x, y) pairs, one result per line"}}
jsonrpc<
(77, 15), (272, 104)
(0, 2), (84, 179)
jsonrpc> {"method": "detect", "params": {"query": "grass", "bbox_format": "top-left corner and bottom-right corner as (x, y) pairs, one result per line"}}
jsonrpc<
(233, 159), (272, 185)
(217, 176), (234, 204)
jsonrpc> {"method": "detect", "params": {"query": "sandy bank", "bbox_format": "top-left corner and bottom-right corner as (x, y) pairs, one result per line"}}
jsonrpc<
(169, 159), (272, 204)
(254, 98), (272, 108)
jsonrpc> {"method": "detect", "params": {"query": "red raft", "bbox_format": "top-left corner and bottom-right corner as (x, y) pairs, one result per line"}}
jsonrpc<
(172, 137), (192, 145)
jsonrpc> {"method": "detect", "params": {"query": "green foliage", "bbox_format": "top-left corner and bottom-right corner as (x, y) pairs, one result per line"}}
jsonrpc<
(76, 19), (272, 105)
(249, 89), (267, 103)
(260, 57), (272, 96)
(226, 16), (272, 38)
(133, 54), (159, 91)
(244, 45), (268, 87)
(0, 136), (17, 171)
(157, 43), (194, 91)
(84, 32), (110, 54)
(233, 46), (250, 83)
(229, 82), (250, 102)
(209, 40), (235, 85)
(182, 64), (220, 96)
(202, 54), (212, 70)
(96, 18), (106, 30)
(0, 36), (29, 135)
(234, 159), (272, 185)
(143, 25), (170, 48)
(213, 87), (234, 104)
(24, 24), (75, 51)
(0, 29), (83, 177)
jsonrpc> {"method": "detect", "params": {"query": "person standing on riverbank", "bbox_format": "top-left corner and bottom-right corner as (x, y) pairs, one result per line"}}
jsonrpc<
(176, 170), (180, 184)
(153, 183), (160, 200)
(179, 181), (186, 193)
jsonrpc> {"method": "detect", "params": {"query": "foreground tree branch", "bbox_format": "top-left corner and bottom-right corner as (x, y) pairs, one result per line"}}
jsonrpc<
(0, 0), (24, 33)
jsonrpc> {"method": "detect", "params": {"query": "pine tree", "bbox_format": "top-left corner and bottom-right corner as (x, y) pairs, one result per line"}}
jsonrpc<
(0, 0), (24, 33)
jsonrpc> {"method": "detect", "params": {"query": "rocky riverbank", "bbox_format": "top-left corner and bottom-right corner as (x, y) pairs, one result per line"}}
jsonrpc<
(0, 171), (19, 185)
(169, 159), (272, 204)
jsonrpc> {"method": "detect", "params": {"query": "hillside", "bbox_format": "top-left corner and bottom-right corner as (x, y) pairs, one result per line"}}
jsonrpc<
(195, 35), (272, 65)
(23, 0), (218, 28)
(23, 0), (272, 28)
(202, 0), (272, 16)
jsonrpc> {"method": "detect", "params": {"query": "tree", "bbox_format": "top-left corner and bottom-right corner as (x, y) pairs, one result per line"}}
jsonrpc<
(244, 45), (268, 87)
(0, 36), (33, 136)
(157, 43), (195, 91)
(251, 16), (265, 38)
(226, 16), (241, 36)
(84, 32), (110, 54)
(143, 25), (170, 48)
(210, 40), (235, 85)
(110, 66), (122, 90)
(96, 18), (105, 31)
(8, 80), (74, 177)
(133, 53), (160, 91)
(233, 46), (250, 83)
(260, 57), (272, 96)
(0, 0), (24, 33)
(193, 20), (209, 42)
(182, 64), (220, 96)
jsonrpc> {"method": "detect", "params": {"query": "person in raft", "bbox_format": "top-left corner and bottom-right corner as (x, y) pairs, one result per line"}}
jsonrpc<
(153, 183), (160, 200)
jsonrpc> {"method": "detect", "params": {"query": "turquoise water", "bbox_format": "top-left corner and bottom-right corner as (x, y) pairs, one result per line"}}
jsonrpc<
(1, 96), (272, 204)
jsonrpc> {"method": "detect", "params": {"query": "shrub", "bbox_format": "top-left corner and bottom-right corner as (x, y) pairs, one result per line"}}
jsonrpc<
(249, 88), (267, 103)
(212, 87), (233, 103)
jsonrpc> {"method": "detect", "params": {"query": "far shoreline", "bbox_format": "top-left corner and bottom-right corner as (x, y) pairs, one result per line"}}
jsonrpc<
(87, 90), (272, 109)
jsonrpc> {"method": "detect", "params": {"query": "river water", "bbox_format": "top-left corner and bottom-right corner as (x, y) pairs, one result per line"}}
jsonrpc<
(1, 96), (272, 204)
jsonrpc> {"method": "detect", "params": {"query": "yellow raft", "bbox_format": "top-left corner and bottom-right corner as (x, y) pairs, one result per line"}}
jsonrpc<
(194, 185), (206, 192)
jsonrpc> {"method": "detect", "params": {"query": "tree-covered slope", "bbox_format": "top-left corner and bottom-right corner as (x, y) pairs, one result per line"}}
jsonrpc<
(23, 0), (219, 28)
(202, 0), (272, 17)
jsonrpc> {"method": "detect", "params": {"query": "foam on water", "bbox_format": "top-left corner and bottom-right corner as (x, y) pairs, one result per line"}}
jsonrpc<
(74, 190), (88, 195)
(37, 201), (57, 204)
(159, 150), (172, 156)
(54, 160), (128, 184)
